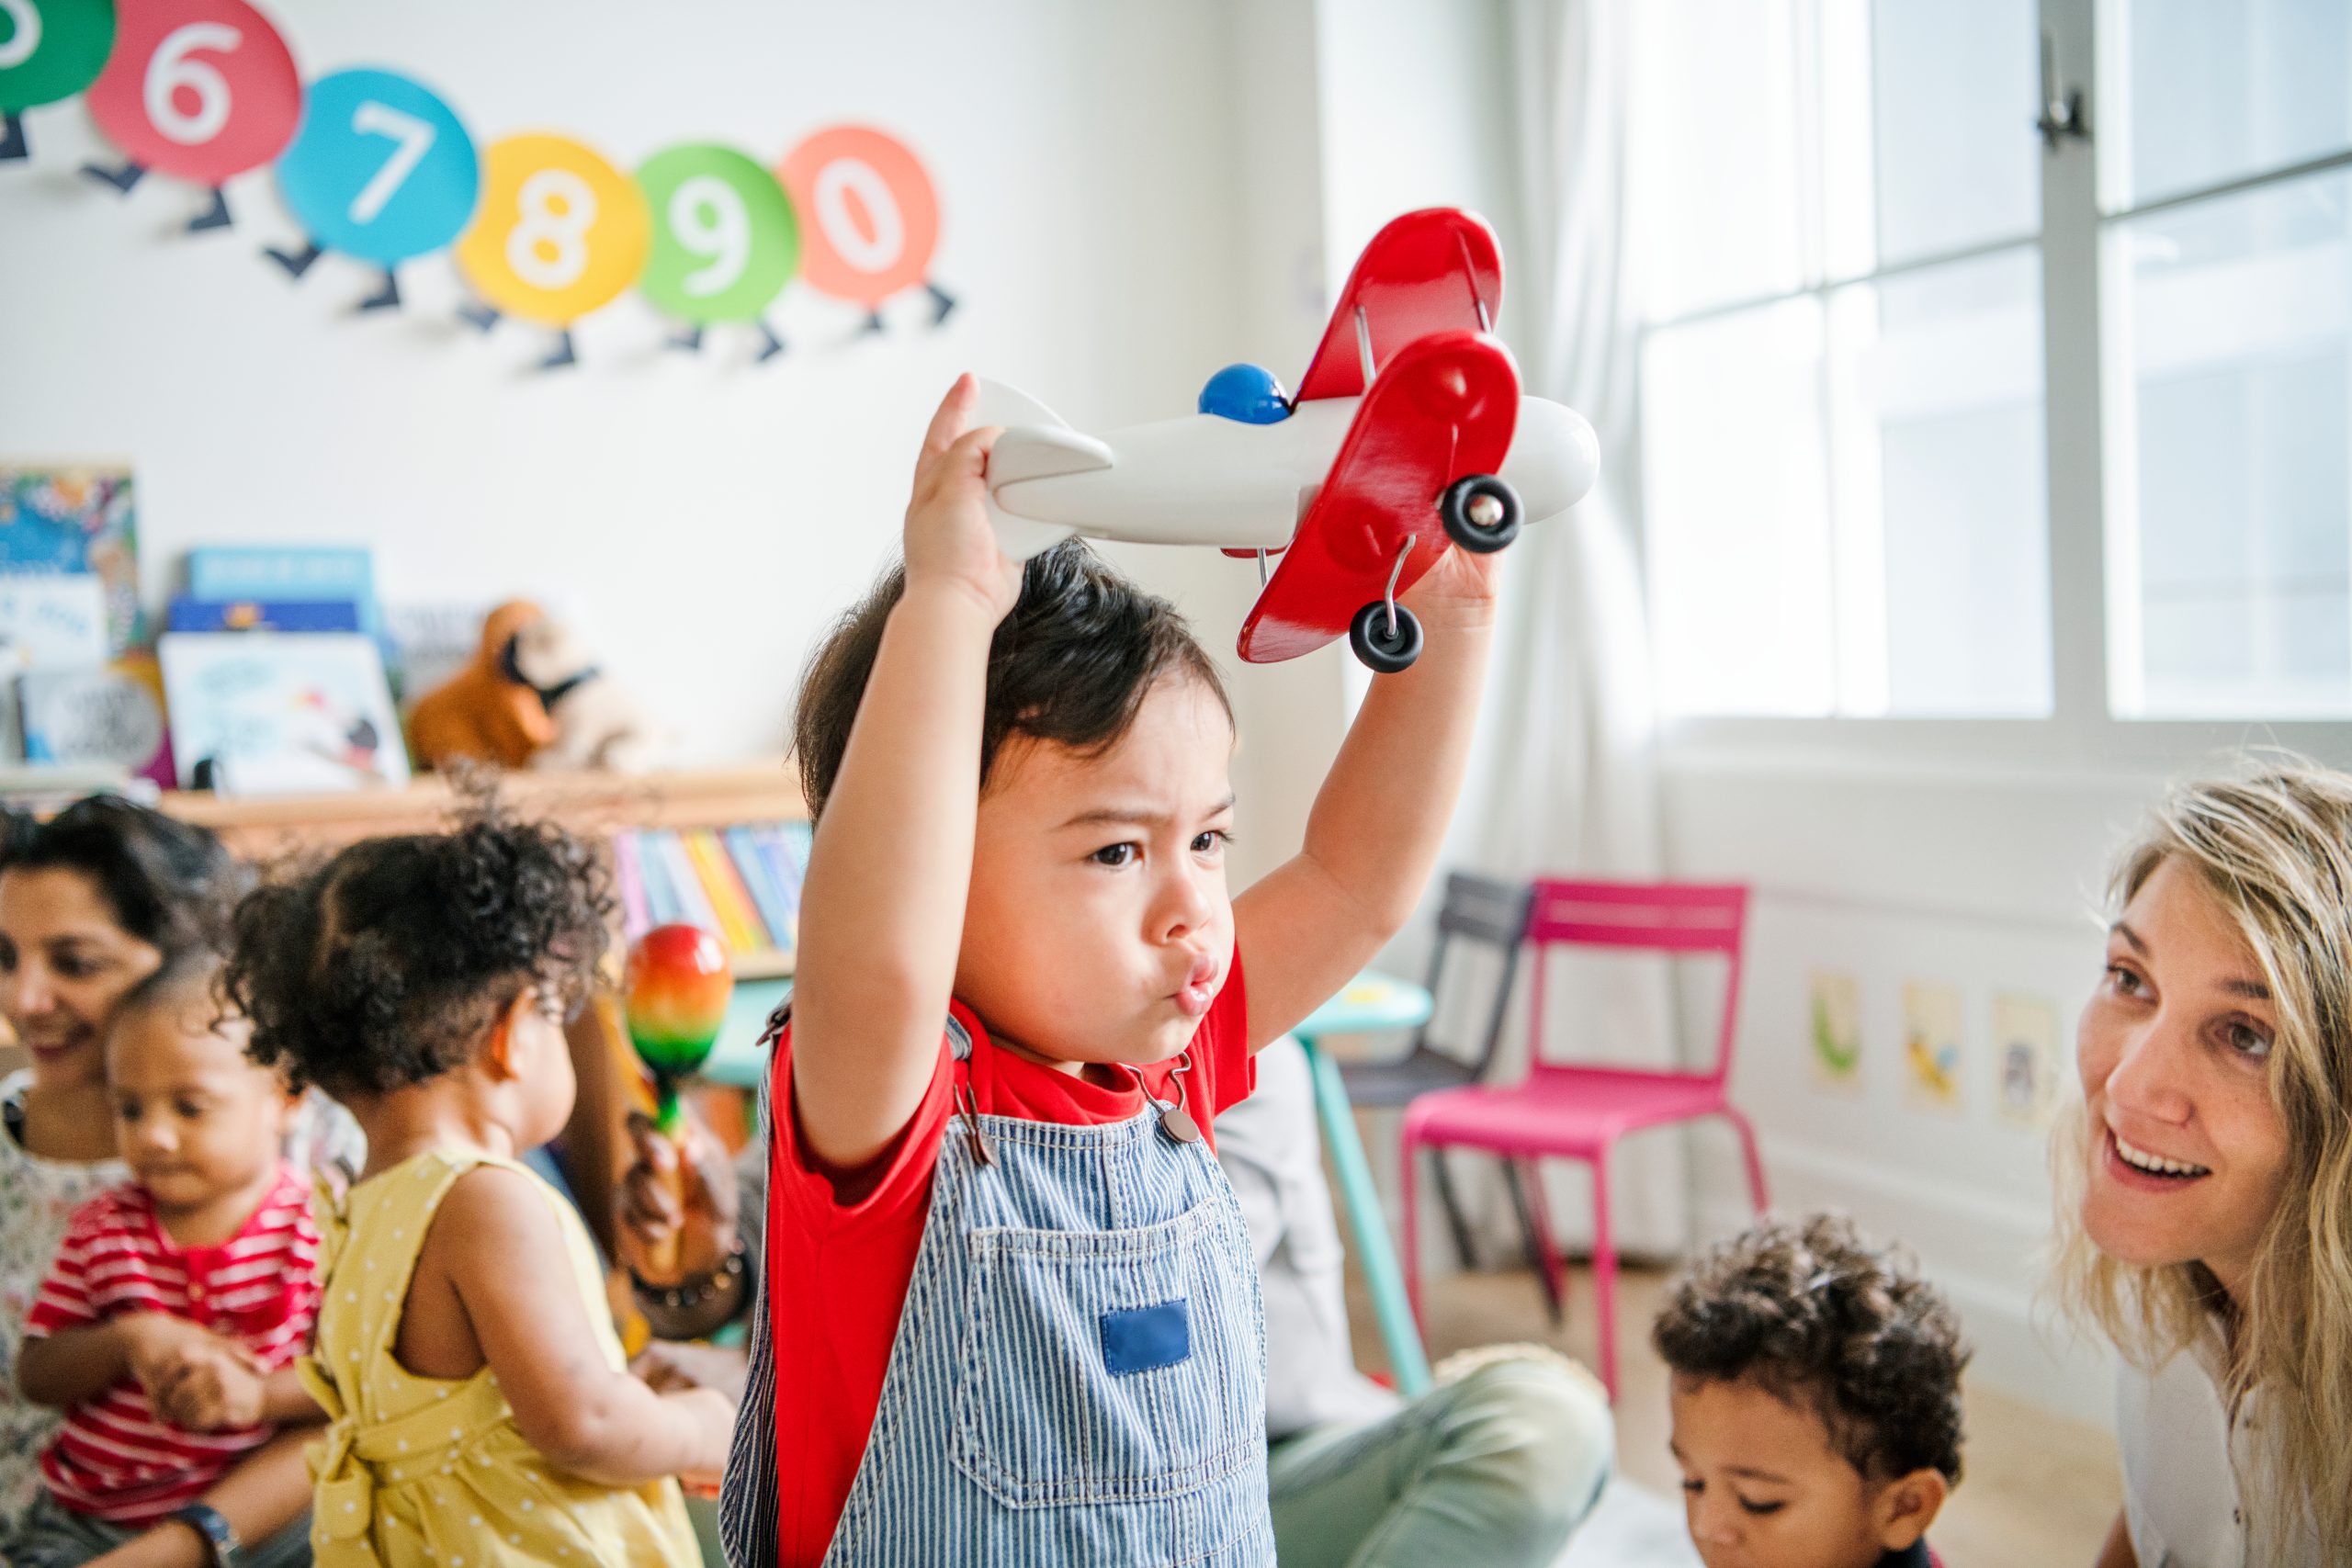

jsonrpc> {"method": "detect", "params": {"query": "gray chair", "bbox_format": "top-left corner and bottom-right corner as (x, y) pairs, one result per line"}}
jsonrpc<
(1338, 871), (1560, 1321)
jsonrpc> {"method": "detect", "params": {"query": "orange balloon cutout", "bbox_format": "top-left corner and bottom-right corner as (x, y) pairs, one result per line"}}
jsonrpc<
(776, 125), (939, 310)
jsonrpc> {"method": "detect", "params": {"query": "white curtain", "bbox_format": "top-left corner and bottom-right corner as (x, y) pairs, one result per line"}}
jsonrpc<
(1419, 0), (1685, 1261)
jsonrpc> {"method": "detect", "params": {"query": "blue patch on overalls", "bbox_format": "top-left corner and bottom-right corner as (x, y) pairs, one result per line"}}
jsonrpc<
(1100, 1299), (1192, 1375)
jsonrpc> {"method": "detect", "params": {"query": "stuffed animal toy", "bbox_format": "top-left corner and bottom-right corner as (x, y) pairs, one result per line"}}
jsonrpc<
(407, 599), (555, 771)
(508, 612), (662, 773)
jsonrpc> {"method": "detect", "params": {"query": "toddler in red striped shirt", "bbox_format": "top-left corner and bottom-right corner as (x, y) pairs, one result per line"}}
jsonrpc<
(12, 953), (324, 1567)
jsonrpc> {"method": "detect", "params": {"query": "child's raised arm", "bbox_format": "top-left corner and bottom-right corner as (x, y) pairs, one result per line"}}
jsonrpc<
(438, 1166), (733, 1488)
(790, 376), (1018, 1170)
(1234, 549), (1499, 1047)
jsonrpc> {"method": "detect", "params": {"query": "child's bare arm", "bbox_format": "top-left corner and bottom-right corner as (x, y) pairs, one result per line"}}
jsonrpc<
(1235, 549), (1499, 1047)
(82, 1427), (313, 1568)
(442, 1166), (734, 1487)
(792, 376), (1019, 1169)
(18, 1314), (225, 1410)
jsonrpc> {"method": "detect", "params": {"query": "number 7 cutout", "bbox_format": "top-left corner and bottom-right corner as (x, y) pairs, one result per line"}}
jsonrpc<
(635, 142), (800, 365)
(0, 0), (116, 165)
(776, 126), (953, 335)
(266, 67), (479, 312)
(452, 131), (650, 371)
(80, 0), (299, 233)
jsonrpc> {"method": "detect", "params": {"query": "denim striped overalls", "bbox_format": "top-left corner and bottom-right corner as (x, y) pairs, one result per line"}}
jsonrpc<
(720, 1017), (1274, 1567)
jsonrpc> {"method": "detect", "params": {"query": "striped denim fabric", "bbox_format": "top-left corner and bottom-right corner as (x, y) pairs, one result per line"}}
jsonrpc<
(722, 1019), (1273, 1567)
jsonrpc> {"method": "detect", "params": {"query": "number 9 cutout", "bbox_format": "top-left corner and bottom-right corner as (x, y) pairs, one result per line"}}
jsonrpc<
(636, 142), (799, 363)
(776, 125), (953, 333)
(453, 131), (650, 370)
(267, 67), (479, 311)
(0, 0), (116, 164)
(81, 0), (300, 231)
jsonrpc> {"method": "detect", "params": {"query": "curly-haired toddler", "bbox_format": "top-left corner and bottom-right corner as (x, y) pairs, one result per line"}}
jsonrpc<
(1653, 1213), (1967, 1568)
(222, 812), (729, 1567)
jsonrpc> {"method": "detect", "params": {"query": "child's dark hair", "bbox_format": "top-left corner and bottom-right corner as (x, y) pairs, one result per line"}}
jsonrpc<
(1653, 1213), (1968, 1484)
(0, 795), (249, 959)
(795, 540), (1232, 819)
(110, 947), (233, 1041)
(222, 809), (611, 1099)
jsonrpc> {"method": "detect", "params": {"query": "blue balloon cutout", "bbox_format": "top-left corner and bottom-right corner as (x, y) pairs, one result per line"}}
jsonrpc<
(276, 68), (479, 266)
(1199, 364), (1293, 424)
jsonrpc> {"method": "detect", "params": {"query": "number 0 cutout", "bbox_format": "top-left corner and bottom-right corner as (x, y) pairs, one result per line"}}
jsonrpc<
(776, 125), (938, 309)
(275, 68), (478, 265)
(454, 132), (649, 326)
(0, 0), (114, 113)
(84, 0), (298, 183)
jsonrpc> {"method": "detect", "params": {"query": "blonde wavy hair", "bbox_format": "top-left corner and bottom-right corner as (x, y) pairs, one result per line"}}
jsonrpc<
(2050, 759), (2352, 1559)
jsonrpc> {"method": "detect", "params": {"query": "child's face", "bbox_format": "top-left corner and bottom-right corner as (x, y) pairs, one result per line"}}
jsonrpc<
(958, 674), (1237, 1071)
(107, 1004), (290, 1215)
(0, 867), (164, 1093)
(1669, 1375), (1930, 1568)
(503, 987), (577, 1149)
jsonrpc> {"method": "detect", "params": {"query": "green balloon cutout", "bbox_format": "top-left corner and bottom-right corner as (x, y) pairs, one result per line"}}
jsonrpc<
(635, 143), (800, 324)
(0, 0), (116, 113)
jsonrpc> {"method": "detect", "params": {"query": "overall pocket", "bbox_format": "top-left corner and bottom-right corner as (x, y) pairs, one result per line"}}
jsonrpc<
(951, 1196), (1263, 1510)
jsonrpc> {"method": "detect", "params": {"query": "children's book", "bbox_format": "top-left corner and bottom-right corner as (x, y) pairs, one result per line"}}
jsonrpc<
(19, 665), (167, 773)
(157, 633), (408, 795)
(167, 598), (363, 634)
(651, 831), (721, 937)
(0, 574), (110, 668)
(725, 824), (798, 948)
(683, 828), (770, 953)
(0, 467), (141, 654)
(613, 832), (652, 940)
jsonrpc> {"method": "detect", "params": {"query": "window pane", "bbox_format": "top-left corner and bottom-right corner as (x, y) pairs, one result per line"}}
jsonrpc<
(2108, 0), (2352, 209)
(1630, 0), (1807, 321)
(2109, 169), (2352, 717)
(1643, 300), (1837, 716)
(1839, 249), (2052, 716)
(1860, 0), (2041, 267)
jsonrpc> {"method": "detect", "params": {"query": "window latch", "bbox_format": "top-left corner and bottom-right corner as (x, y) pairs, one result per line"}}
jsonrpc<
(2036, 30), (2091, 152)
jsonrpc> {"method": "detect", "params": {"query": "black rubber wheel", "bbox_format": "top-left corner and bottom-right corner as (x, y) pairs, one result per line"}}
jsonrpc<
(1349, 601), (1424, 673)
(1440, 473), (1522, 553)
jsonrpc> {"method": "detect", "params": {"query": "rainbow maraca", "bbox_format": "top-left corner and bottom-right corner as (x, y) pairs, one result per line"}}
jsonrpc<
(624, 923), (734, 1136)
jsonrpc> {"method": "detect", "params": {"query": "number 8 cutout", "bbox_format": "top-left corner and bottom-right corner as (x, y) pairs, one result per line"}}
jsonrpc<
(636, 142), (800, 363)
(0, 0), (116, 164)
(81, 0), (300, 232)
(267, 67), (480, 311)
(453, 131), (649, 370)
(777, 125), (953, 333)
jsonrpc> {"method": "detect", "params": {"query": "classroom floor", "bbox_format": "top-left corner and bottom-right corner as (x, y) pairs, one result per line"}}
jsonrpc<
(1351, 1263), (2123, 1566)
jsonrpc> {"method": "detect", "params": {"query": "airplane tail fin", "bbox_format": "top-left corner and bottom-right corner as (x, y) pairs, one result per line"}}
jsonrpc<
(972, 379), (1104, 560)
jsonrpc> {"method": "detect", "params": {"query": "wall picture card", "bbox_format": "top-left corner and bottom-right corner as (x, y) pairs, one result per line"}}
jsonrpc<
(0, 466), (140, 653)
(1902, 981), (1965, 1114)
(82, 0), (300, 226)
(455, 131), (650, 327)
(636, 142), (800, 325)
(273, 66), (480, 267)
(1994, 993), (2063, 1129)
(1809, 969), (1864, 1095)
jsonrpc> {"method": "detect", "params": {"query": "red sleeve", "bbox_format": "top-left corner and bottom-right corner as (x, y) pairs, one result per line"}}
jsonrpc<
(768, 1022), (955, 1235)
(25, 1202), (101, 1337)
(1200, 944), (1255, 1123)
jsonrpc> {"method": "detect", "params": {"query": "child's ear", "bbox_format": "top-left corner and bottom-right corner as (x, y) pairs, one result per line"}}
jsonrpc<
(1871, 1467), (1950, 1551)
(482, 989), (537, 1082)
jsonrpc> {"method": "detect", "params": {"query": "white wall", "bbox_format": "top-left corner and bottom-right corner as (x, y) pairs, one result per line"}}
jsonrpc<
(0, 0), (1292, 766)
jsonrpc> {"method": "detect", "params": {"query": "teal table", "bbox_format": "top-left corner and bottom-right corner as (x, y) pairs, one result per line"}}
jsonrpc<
(696, 970), (1436, 1395)
(1294, 974), (1435, 1397)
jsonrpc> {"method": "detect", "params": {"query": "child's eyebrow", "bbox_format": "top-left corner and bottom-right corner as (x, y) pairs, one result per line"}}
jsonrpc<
(1057, 796), (1237, 831)
(1724, 1464), (1793, 1483)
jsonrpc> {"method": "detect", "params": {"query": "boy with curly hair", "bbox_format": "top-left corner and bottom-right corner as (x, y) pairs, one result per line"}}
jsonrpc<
(1654, 1213), (1967, 1568)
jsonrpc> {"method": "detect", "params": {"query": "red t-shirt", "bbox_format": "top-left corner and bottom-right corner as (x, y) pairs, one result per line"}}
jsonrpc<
(763, 959), (1253, 1568)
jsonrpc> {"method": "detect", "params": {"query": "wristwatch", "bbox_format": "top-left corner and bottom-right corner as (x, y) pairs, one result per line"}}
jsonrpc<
(168, 1501), (242, 1567)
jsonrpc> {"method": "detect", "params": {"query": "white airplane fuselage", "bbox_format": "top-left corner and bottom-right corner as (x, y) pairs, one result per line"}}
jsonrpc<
(984, 393), (1601, 558)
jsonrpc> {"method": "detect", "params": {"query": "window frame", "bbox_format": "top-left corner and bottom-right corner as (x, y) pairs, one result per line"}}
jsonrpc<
(1643, 0), (2352, 774)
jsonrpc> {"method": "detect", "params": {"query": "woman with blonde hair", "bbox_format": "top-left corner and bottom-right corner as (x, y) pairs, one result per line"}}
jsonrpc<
(2053, 760), (2352, 1566)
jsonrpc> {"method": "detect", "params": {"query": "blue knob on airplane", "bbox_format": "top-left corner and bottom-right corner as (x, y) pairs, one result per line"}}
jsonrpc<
(1198, 363), (1293, 424)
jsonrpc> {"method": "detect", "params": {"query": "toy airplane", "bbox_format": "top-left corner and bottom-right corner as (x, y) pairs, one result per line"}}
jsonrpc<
(977, 209), (1600, 671)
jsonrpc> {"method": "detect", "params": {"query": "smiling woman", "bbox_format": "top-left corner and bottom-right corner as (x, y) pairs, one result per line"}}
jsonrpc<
(2052, 763), (2352, 1568)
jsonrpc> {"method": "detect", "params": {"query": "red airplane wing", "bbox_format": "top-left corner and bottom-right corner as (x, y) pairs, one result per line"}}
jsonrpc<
(1238, 330), (1520, 664)
(1294, 209), (1504, 405)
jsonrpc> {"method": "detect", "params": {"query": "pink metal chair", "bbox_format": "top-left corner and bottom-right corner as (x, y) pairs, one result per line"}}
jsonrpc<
(1398, 878), (1767, 1398)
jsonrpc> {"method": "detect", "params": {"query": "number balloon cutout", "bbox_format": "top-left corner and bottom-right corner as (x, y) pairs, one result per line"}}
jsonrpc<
(453, 132), (649, 370)
(81, 0), (298, 231)
(266, 67), (479, 310)
(636, 142), (799, 362)
(776, 125), (953, 333)
(0, 0), (114, 163)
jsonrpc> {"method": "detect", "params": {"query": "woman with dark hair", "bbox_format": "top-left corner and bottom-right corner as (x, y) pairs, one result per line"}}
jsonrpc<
(0, 795), (361, 1561)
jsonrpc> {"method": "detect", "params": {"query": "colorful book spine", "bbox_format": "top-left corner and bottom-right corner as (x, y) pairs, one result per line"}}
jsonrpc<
(633, 831), (683, 927)
(724, 825), (796, 951)
(653, 831), (722, 940)
(752, 823), (808, 949)
(684, 828), (768, 953)
(612, 832), (651, 940)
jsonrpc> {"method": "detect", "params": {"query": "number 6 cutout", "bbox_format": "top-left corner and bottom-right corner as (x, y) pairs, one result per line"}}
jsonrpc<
(0, 0), (116, 164)
(81, 0), (299, 231)
(269, 68), (479, 310)
(777, 125), (954, 332)
(635, 142), (799, 362)
(453, 131), (650, 370)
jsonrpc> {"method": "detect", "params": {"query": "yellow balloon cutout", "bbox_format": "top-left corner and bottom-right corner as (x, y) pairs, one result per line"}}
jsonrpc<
(456, 133), (650, 327)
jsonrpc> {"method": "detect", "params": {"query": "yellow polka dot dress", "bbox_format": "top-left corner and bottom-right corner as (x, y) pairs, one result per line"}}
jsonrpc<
(300, 1150), (699, 1568)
